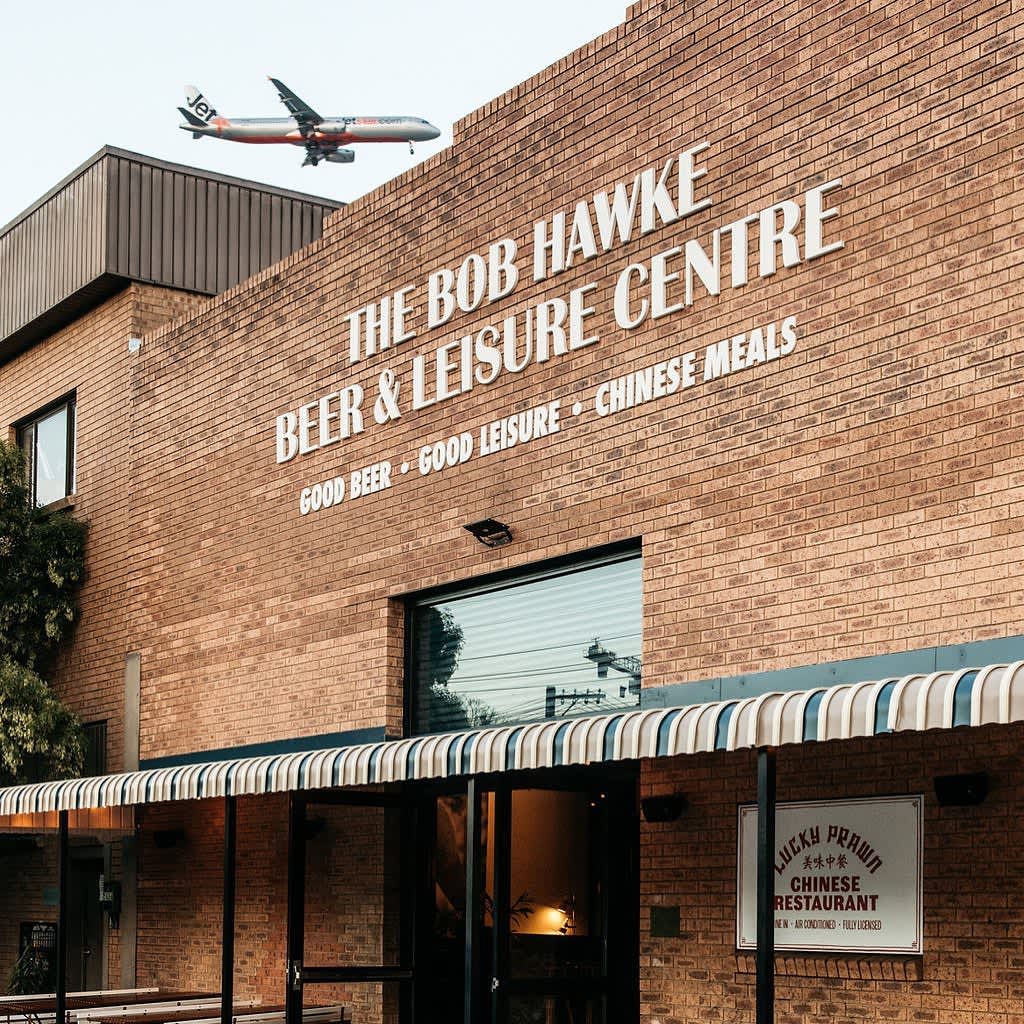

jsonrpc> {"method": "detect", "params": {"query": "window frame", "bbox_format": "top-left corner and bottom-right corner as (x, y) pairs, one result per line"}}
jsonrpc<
(82, 720), (108, 778)
(403, 540), (642, 738)
(14, 392), (77, 507)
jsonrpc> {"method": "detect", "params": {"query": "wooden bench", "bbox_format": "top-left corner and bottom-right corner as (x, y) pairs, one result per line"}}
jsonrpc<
(78, 1008), (346, 1024)
(1, 994), (346, 1024)
(0, 993), (159, 1006)
(1, 994), (218, 1024)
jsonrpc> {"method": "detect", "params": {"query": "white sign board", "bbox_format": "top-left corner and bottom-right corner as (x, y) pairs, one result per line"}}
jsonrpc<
(737, 795), (923, 954)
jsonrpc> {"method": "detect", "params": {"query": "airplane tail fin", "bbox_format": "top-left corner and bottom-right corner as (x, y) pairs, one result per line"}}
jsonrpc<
(180, 85), (219, 135)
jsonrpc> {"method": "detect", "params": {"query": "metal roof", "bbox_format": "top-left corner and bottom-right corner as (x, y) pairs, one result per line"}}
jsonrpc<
(1, 662), (1021, 818)
(0, 146), (342, 365)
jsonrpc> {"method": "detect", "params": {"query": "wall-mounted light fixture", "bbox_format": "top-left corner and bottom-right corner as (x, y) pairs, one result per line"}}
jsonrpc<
(464, 518), (513, 548)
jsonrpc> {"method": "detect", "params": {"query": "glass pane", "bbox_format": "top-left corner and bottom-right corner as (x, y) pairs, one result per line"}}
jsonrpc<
(423, 790), (492, 1020)
(507, 994), (600, 1024)
(33, 406), (68, 505)
(412, 555), (642, 734)
(508, 790), (604, 981)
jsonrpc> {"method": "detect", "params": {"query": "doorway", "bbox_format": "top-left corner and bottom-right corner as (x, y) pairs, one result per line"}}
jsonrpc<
(416, 771), (638, 1024)
(68, 856), (104, 991)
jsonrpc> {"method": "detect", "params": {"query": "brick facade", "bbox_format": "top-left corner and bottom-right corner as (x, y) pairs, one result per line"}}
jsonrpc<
(2, 0), (1021, 1019)
(640, 723), (1024, 1023)
(125, 0), (1021, 761)
(0, 284), (206, 774)
(137, 798), (397, 1024)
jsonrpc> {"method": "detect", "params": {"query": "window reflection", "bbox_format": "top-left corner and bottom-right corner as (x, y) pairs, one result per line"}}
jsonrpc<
(411, 553), (642, 734)
(17, 400), (75, 507)
(34, 407), (69, 506)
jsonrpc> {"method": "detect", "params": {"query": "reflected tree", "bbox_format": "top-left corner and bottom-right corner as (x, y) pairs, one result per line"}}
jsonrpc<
(420, 606), (498, 731)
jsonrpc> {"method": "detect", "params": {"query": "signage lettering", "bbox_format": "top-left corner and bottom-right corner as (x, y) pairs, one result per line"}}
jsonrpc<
(737, 796), (923, 954)
(272, 142), (848, 513)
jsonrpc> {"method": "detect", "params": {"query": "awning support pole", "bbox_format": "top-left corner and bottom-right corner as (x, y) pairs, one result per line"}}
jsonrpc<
(285, 794), (306, 1024)
(756, 748), (776, 1024)
(490, 786), (511, 1024)
(463, 778), (481, 1024)
(221, 795), (237, 1024)
(55, 809), (69, 1024)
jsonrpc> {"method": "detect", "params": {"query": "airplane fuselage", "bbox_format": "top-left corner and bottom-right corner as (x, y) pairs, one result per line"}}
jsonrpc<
(192, 115), (439, 146)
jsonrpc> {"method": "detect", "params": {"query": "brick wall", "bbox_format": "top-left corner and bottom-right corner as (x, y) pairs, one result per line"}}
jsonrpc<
(640, 722), (1024, 1023)
(0, 838), (57, 987)
(126, 0), (1021, 761)
(0, 284), (206, 775)
(0, 284), (205, 991)
(136, 797), (399, 1024)
(1, 0), (1021, 1018)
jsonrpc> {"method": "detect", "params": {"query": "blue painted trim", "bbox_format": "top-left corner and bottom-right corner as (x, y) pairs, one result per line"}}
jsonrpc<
(803, 690), (826, 741)
(714, 703), (737, 750)
(873, 681), (898, 734)
(505, 727), (524, 771)
(953, 670), (979, 727)
(641, 634), (1024, 711)
(139, 726), (389, 769)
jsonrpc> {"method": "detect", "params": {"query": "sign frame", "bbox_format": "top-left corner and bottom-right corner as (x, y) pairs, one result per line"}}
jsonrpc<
(736, 794), (924, 955)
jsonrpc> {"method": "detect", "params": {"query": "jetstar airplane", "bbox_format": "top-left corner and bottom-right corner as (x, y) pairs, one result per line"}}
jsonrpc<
(178, 78), (441, 166)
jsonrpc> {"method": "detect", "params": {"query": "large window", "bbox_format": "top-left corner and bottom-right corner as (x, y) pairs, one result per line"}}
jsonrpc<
(408, 548), (642, 735)
(16, 397), (76, 506)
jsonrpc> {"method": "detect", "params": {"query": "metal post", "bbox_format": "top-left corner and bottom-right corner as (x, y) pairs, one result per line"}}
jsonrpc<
(398, 799), (418, 1024)
(55, 810), (69, 1024)
(756, 749), (777, 1024)
(463, 779), (482, 1024)
(490, 787), (511, 1024)
(285, 794), (306, 1024)
(221, 796), (237, 1024)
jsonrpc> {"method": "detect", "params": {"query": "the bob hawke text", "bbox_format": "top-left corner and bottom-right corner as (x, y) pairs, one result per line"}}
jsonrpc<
(274, 141), (845, 464)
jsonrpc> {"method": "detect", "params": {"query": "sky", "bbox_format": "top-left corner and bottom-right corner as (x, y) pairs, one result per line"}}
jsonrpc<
(0, 0), (627, 228)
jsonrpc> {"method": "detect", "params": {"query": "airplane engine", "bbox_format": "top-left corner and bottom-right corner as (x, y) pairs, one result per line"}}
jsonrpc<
(325, 149), (355, 163)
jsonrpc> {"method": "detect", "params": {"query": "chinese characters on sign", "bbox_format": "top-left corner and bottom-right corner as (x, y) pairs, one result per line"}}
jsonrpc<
(737, 796), (923, 954)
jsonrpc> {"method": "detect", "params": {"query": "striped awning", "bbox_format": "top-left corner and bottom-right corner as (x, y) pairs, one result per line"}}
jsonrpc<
(2, 662), (1022, 818)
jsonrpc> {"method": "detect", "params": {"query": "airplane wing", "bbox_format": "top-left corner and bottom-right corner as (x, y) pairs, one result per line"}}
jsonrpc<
(268, 77), (323, 135)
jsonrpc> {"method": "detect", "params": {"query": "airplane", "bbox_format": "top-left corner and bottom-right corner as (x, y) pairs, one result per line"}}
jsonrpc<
(178, 78), (441, 167)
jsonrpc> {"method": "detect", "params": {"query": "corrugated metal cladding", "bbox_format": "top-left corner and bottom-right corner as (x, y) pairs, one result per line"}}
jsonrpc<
(0, 146), (342, 364)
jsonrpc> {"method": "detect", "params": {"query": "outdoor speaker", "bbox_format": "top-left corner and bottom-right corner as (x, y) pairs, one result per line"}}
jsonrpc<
(641, 794), (687, 823)
(934, 772), (988, 806)
(153, 828), (186, 848)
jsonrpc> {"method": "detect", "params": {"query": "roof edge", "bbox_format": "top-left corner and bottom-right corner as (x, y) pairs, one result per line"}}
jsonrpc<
(1, 145), (344, 239)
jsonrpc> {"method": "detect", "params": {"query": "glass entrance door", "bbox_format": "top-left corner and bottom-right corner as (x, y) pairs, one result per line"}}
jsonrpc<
(415, 772), (638, 1024)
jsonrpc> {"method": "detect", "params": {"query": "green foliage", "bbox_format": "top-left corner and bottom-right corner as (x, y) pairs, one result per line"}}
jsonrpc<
(6, 944), (55, 996)
(0, 658), (85, 785)
(0, 440), (87, 784)
(0, 441), (87, 674)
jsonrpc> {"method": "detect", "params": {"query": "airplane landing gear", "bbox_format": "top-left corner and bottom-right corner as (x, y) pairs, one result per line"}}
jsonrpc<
(409, 141), (414, 155)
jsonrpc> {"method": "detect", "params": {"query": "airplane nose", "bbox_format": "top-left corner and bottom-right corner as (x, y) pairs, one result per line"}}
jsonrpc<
(425, 122), (441, 140)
